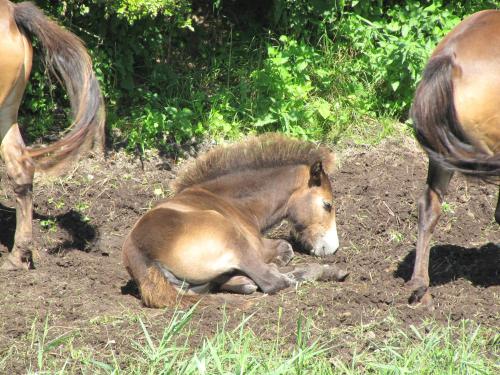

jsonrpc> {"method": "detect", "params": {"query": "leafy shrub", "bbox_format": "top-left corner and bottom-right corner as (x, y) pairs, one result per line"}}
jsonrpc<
(248, 36), (329, 138)
(336, 2), (461, 115)
(16, 0), (500, 152)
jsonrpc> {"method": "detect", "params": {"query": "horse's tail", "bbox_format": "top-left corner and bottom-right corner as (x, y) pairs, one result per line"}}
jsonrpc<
(13, 1), (105, 174)
(411, 53), (500, 178)
(122, 238), (250, 309)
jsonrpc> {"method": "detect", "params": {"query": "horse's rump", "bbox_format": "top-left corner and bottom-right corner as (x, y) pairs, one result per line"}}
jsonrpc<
(412, 10), (500, 178)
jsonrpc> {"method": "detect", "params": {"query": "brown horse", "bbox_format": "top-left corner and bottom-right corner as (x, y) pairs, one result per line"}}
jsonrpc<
(410, 10), (500, 306)
(0, 1), (104, 270)
(122, 134), (345, 308)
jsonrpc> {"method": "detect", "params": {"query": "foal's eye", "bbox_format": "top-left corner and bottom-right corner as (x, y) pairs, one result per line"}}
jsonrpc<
(323, 201), (332, 212)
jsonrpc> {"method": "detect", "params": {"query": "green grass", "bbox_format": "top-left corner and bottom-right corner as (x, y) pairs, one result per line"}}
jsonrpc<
(2, 307), (498, 374)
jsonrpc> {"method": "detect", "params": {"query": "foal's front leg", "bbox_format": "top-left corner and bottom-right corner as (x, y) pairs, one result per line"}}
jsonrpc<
(1, 124), (35, 270)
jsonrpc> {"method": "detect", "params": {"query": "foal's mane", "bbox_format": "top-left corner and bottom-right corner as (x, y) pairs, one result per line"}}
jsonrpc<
(173, 133), (335, 193)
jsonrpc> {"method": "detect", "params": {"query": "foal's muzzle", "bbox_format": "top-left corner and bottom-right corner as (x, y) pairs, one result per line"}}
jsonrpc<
(292, 222), (340, 257)
(311, 223), (339, 256)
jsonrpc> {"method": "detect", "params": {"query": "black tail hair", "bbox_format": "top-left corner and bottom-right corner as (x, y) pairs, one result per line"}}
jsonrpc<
(14, 1), (105, 174)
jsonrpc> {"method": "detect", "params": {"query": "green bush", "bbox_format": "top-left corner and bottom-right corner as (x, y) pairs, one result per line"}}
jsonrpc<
(16, 0), (499, 152)
(336, 2), (460, 115)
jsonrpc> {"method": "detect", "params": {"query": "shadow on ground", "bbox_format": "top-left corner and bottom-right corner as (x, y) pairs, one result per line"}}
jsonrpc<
(395, 242), (500, 288)
(0, 203), (98, 255)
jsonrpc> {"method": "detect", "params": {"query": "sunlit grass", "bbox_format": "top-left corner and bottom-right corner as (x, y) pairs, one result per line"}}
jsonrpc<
(2, 308), (498, 374)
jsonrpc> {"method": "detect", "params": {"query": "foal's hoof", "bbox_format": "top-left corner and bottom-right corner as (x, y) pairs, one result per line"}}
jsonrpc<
(287, 263), (349, 283)
(286, 263), (323, 283)
(240, 284), (259, 294)
(275, 240), (294, 266)
(319, 265), (349, 282)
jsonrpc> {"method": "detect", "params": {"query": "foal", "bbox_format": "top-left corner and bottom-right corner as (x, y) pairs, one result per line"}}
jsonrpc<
(122, 134), (342, 308)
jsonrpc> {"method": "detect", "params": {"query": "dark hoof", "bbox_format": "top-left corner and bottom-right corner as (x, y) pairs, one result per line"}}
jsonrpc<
(275, 241), (294, 266)
(287, 263), (323, 283)
(264, 275), (293, 294)
(408, 286), (434, 309)
(409, 286), (427, 304)
(319, 265), (349, 282)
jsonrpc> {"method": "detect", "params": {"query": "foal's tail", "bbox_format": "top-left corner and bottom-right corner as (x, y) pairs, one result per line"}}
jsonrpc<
(122, 239), (251, 309)
(13, 1), (105, 174)
(411, 54), (500, 178)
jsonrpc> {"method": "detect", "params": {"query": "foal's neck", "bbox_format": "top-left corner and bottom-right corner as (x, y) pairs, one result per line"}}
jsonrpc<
(199, 165), (307, 231)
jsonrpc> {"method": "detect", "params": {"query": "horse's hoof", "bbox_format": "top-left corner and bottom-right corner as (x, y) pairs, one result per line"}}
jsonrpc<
(286, 263), (323, 283)
(0, 255), (30, 271)
(420, 292), (434, 310)
(240, 284), (258, 294)
(408, 286), (427, 304)
(408, 286), (434, 310)
(283, 274), (298, 287)
(320, 265), (349, 282)
(275, 241), (294, 266)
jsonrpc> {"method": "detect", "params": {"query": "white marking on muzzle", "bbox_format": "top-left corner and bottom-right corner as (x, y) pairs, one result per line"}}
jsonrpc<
(312, 221), (339, 256)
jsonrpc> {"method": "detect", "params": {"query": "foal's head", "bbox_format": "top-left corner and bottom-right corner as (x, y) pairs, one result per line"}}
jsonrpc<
(172, 133), (340, 256)
(287, 160), (339, 256)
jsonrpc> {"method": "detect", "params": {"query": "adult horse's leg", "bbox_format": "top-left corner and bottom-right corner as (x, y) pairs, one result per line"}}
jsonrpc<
(0, 18), (32, 270)
(408, 159), (454, 306)
(495, 187), (500, 225)
(1, 124), (35, 270)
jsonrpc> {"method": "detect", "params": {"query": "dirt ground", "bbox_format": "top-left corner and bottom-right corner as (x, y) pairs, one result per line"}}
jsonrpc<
(0, 137), (498, 369)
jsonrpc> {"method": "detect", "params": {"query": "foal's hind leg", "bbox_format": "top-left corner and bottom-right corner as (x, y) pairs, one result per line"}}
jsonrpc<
(218, 239), (293, 295)
(218, 275), (258, 294)
(407, 159), (453, 306)
(238, 254), (293, 294)
(1, 124), (35, 270)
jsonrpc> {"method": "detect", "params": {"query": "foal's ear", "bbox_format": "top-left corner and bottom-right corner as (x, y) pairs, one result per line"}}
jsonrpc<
(322, 152), (336, 175)
(309, 161), (323, 187)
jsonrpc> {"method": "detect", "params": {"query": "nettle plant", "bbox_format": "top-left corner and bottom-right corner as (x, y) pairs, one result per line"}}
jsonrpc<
(128, 101), (203, 153)
(338, 2), (460, 115)
(249, 36), (332, 139)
